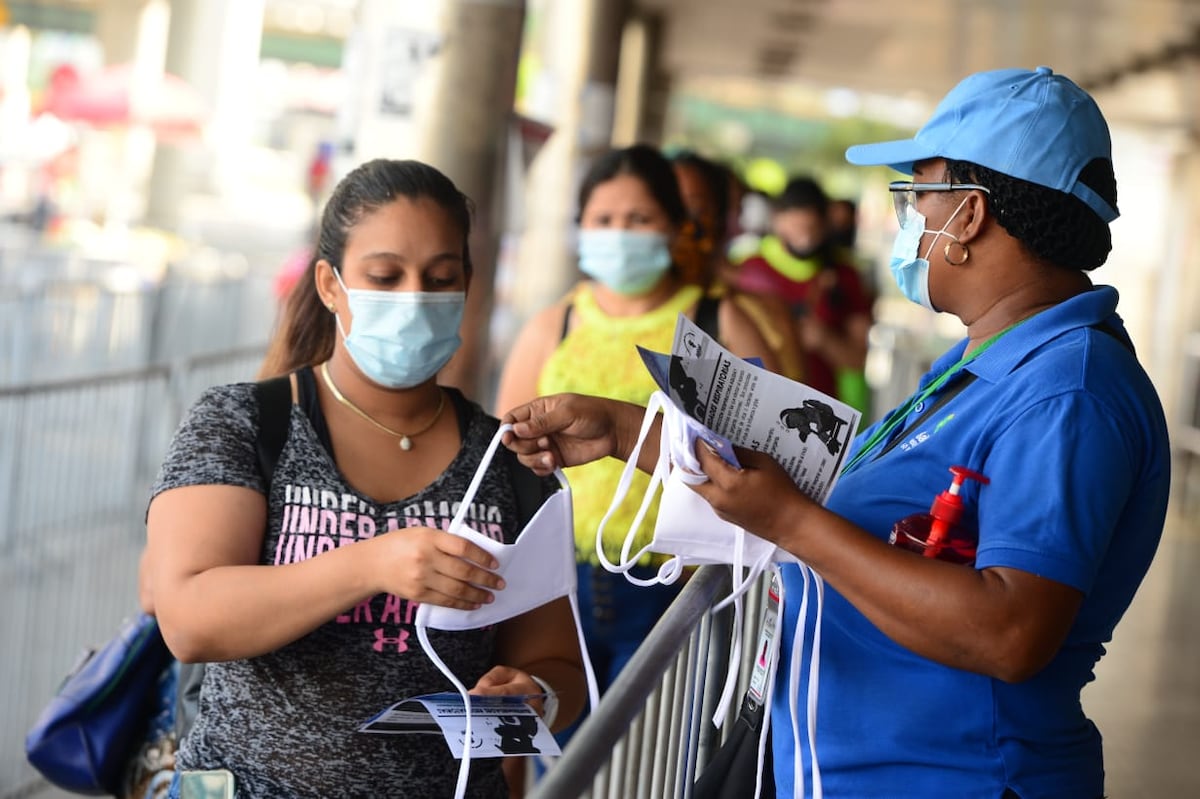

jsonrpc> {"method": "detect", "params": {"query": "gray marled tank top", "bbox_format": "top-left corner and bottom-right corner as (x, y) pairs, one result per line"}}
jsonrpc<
(151, 381), (547, 798)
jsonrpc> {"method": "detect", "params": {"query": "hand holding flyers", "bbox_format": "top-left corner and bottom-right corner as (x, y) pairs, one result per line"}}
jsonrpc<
(360, 692), (561, 759)
(639, 314), (860, 502)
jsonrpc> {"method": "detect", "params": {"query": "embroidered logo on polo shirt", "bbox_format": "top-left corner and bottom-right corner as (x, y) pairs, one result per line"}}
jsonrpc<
(900, 413), (957, 453)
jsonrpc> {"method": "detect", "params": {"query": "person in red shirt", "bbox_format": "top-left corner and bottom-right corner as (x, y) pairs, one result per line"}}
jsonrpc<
(734, 176), (874, 412)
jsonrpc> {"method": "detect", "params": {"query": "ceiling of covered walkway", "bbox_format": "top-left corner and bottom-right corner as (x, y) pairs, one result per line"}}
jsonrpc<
(638, 0), (1200, 129)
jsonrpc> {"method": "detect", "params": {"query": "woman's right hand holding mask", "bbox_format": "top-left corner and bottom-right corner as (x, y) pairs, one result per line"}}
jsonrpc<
(369, 528), (503, 610)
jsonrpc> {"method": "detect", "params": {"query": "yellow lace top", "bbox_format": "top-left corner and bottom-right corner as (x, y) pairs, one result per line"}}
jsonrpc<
(538, 282), (704, 565)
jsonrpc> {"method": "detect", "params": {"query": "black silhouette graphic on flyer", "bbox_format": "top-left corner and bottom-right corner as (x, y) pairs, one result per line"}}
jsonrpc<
(495, 714), (541, 755)
(669, 355), (707, 420)
(779, 399), (848, 455)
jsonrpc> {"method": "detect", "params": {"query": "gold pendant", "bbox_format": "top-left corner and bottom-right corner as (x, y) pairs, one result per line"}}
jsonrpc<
(399, 435), (413, 451)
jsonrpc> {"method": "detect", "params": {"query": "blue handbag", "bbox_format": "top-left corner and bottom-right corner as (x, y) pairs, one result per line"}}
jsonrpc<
(25, 612), (174, 795)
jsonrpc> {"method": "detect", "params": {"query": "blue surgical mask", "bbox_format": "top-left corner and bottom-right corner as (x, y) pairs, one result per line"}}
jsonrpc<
(888, 196), (969, 311)
(333, 269), (464, 389)
(577, 229), (672, 295)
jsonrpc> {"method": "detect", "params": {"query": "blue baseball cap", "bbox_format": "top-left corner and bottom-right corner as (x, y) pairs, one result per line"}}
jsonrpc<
(846, 66), (1118, 222)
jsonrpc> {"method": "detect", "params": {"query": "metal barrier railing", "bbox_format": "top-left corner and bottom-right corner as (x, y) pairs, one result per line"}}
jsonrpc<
(0, 254), (275, 387)
(0, 347), (266, 799)
(531, 566), (769, 799)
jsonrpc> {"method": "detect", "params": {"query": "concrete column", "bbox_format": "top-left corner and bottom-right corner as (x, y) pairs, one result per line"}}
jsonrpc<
(611, 14), (663, 147)
(93, 0), (168, 69)
(91, 0), (169, 230)
(0, 25), (31, 135)
(509, 0), (628, 324)
(346, 0), (527, 397)
(144, 0), (265, 232)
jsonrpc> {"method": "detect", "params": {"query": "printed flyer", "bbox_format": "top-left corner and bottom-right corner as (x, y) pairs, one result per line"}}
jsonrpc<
(360, 692), (560, 759)
(639, 313), (860, 502)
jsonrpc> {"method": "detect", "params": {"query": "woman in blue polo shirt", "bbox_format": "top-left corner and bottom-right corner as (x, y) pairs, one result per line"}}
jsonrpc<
(501, 66), (1170, 799)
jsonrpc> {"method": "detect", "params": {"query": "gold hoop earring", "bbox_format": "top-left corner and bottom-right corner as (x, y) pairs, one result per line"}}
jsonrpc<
(944, 241), (970, 266)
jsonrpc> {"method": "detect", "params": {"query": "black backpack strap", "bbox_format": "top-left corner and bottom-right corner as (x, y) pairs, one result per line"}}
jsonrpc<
(559, 302), (574, 342)
(179, 375), (293, 742)
(512, 461), (549, 529)
(695, 293), (721, 340)
(254, 374), (293, 487)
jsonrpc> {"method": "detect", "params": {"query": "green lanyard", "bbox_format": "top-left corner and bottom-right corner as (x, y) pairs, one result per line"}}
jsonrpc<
(841, 324), (1020, 476)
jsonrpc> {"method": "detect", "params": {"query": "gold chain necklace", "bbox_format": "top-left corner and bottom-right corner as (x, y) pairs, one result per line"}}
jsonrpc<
(319, 362), (445, 451)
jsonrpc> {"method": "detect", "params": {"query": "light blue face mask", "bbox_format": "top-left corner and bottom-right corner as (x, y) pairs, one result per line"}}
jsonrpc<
(577, 229), (672, 295)
(333, 269), (464, 389)
(888, 196), (969, 312)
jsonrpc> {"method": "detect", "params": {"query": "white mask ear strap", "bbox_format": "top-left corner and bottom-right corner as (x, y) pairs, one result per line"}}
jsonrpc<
(787, 563), (825, 799)
(714, 529), (747, 700)
(920, 194), (971, 261)
(711, 540), (775, 726)
(807, 569), (825, 798)
(789, 566), (808, 799)
(620, 393), (690, 585)
(331, 268), (351, 340)
(595, 392), (669, 575)
(568, 590), (602, 711)
(449, 424), (512, 534)
(549, 474), (602, 713)
(417, 624), (473, 799)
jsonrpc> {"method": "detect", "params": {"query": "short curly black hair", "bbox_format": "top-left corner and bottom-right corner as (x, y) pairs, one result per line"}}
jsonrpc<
(942, 158), (1117, 271)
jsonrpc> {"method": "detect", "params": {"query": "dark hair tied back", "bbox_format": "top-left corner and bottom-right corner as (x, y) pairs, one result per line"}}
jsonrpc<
(260, 159), (474, 378)
(317, 159), (474, 276)
(577, 144), (688, 227)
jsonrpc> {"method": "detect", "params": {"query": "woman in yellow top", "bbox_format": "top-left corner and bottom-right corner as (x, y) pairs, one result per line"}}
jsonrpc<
(495, 144), (775, 715)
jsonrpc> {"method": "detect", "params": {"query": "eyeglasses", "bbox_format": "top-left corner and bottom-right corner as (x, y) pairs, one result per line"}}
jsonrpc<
(889, 181), (990, 227)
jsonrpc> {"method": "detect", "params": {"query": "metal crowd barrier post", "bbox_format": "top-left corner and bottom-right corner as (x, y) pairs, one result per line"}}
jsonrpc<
(529, 565), (754, 799)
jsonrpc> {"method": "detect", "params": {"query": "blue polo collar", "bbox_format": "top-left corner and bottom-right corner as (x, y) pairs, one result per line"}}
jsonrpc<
(925, 285), (1123, 386)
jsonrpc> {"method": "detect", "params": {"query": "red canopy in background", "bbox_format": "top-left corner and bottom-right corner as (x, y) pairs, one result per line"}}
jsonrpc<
(41, 63), (207, 135)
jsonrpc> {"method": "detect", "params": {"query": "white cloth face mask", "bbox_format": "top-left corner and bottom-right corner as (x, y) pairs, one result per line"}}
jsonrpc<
(595, 391), (798, 583)
(594, 392), (801, 724)
(594, 395), (826, 795)
(415, 425), (600, 799)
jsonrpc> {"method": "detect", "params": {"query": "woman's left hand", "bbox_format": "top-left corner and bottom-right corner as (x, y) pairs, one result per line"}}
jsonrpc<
(689, 441), (813, 546)
(469, 665), (546, 717)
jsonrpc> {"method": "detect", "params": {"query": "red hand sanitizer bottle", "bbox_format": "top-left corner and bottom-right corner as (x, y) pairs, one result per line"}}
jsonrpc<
(889, 466), (990, 565)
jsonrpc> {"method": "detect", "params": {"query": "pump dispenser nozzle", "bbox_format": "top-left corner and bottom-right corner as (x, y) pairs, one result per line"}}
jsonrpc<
(889, 465), (990, 564)
(924, 466), (990, 557)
